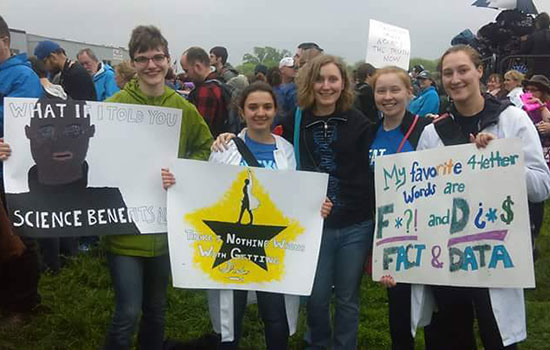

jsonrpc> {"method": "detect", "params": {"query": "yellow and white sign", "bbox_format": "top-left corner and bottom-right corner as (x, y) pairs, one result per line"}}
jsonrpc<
(167, 159), (328, 295)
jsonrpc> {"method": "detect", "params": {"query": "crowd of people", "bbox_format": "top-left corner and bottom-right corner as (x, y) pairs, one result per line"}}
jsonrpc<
(1, 10), (550, 350)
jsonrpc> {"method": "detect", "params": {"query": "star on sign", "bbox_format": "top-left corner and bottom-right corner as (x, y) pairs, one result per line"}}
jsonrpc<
(485, 208), (498, 223)
(395, 217), (403, 229)
(203, 220), (287, 271)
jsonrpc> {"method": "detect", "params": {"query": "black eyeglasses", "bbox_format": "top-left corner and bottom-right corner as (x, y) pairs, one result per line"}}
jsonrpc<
(133, 54), (167, 66)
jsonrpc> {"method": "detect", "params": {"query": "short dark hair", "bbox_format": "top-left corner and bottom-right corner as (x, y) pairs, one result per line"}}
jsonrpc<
(266, 67), (282, 87)
(28, 56), (47, 78)
(183, 47), (210, 66)
(356, 63), (376, 82)
(209, 46), (228, 65)
(77, 48), (99, 62)
(0, 15), (9, 41)
(239, 82), (278, 111)
(298, 42), (323, 52)
(128, 25), (169, 60)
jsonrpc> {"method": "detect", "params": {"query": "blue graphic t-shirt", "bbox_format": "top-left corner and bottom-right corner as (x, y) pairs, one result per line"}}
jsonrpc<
(239, 133), (278, 169)
(369, 124), (413, 169)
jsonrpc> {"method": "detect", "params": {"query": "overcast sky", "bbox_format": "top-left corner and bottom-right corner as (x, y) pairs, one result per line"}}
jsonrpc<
(3, 0), (549, 66)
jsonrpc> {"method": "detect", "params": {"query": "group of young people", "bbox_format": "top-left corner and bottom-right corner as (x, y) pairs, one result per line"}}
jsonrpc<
(166, 41), (550, 350)
(1, 20), (549, 350)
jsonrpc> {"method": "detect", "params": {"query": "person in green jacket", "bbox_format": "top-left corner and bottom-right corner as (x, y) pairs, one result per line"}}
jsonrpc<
(103, 25), (212, 350)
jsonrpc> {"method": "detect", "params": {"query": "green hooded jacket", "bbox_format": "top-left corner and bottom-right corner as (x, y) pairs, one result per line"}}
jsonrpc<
(104, 79), (213, 257)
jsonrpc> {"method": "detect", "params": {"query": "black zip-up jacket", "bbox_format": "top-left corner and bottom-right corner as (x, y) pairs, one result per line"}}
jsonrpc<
(281, 107), (374, 228)
(434, 94), (511, 146)
(353, 82), (378, 124)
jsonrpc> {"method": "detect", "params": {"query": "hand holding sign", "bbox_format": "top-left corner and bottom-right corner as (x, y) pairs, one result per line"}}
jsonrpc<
(373, 139), (534, 288)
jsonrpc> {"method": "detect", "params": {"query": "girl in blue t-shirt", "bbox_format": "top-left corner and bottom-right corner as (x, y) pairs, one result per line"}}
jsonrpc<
(366, 66), (432, 350)
(162, 82), (332, 350)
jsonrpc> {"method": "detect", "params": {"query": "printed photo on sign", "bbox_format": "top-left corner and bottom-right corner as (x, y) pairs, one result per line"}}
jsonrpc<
(3, 97), (182, 237)
(372, 139), (534, 288)
(167, 159), (328, 295)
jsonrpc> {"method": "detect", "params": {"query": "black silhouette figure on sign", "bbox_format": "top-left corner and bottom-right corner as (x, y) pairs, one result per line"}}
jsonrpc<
(237, 179), (253, 225)
(202, 171), (288, 271)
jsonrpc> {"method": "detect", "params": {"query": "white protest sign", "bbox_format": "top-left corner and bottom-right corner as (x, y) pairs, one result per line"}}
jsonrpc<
(373, 139), (534, 288)
(167, 159), (329, 295)
(4, 97), (182, 237)
(366, 19), (411, 70)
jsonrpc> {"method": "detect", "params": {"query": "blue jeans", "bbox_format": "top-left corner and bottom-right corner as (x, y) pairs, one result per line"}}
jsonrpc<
(219, 290), (289, 350)
(306, 220), (374, 350)
(104, 253), (170, 350)
(37, 237), (79, 274)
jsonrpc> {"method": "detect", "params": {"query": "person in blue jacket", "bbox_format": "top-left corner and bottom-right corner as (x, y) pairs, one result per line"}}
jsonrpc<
(77, 48), (119, 101)
(0, 18), (43, 173)
(0, 41), (43, 139)
(408, 70), (440, 117)
(0, 14), (43, 327)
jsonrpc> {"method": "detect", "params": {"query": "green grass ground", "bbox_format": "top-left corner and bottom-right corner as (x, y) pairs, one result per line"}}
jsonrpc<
(2, 212), (550, 350)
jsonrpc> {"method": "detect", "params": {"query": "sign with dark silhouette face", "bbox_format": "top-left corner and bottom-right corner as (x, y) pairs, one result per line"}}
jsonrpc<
(167, 159), (328, 295)
(25, 99), (95, 185)
(3, 97), (182, 237)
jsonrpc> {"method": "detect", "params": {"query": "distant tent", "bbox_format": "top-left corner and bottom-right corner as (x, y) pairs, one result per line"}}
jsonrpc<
(471, 0), (538, 14)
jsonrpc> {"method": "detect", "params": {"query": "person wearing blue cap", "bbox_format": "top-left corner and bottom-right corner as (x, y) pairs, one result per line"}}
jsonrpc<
(34, 40), (97, 101)
(408, 70), (440, 117)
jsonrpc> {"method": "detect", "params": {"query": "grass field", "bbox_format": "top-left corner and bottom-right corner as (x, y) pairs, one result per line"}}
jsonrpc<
(1, 212), (549, 350)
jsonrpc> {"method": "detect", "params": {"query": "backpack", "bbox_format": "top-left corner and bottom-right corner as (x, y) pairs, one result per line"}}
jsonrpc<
(203, 79), (242, 135)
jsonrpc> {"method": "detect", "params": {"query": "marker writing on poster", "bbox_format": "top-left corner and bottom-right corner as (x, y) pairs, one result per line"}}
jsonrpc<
(126, 206), (167, 224)
(9, 102), (35, 118)
(273, 239), (306, 251)
(382, 244), (426, 271)
(501, 196), (515, 224)
(185, 229), (214, 242)
(449, 244), (514, 272)
(409, 159), (462, 182)
(95, 105), (178, 126)
(383, 165), (407, 191)
(424, 197), (469, 232)
(431, 245), (444, 268)
(443, 182), (466, 194)
(466, 152), (520, 170)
